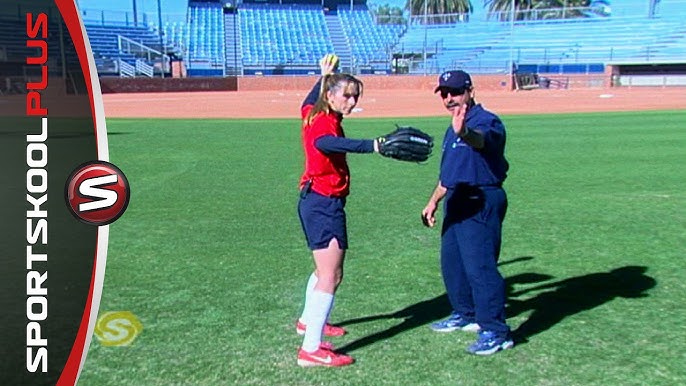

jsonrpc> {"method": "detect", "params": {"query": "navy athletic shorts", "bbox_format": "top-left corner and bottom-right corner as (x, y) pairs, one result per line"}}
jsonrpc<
(298, 190), (348, 250)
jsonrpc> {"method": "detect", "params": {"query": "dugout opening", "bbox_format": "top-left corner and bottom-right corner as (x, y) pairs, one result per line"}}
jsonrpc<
(608, 63), (686, 87)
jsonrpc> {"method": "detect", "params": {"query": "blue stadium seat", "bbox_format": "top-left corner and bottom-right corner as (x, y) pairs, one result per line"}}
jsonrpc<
(187, 2), (225, 69)
(85, 1), (686, 76)
(238, 4), (334, 68)
(84, 23), (164, 74)
(338, 5), (404, 68)
(396, 1), (686, 74)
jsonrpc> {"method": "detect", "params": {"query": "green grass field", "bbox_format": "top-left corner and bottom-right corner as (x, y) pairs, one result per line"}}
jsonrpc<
(78, 110), (686, 386)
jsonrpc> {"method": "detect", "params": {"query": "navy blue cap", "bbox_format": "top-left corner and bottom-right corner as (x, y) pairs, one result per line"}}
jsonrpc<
(434, 70), (472, 92)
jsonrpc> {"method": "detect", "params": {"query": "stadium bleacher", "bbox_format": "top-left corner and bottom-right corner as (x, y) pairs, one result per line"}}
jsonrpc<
(0, 14), (81, 94)
(85, 23), (168, 76)
(239, 4), (334, 73)
(83, 0), (686, 77)
(337, 5), (403, 71)
(397, 0), (686, 74)
(186, 1), (225, 75)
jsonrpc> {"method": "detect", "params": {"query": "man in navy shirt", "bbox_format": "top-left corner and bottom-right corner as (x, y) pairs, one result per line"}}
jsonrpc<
(421, 70), (513, 355)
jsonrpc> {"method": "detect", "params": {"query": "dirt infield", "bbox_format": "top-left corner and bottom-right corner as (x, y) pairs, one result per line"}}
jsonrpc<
(102, 86), (686, 119)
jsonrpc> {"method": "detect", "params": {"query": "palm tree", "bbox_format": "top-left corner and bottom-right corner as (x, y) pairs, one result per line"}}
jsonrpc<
(538, 0), (592, 19)
(485, 0), (523, 21)
(485, 0), (591, 21)
(406, 0), (473, 24)
(375, 4), (406, 24)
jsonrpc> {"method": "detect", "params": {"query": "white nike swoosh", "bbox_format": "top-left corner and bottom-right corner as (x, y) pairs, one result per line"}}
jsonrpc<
(310, 355), (332, 364)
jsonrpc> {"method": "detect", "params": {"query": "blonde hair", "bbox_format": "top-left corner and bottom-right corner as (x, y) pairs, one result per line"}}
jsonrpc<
(304, 73), (363, 126)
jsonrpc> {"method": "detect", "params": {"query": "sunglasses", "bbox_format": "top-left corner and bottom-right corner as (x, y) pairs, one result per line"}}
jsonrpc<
(439, 88), (467, 98)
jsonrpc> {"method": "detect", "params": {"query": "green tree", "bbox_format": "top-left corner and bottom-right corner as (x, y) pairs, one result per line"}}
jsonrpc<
(373, 4), (407, 24)
(390, 6), (406, 23)
(485, 0), (592, 21)
(405, 0), (473, 24)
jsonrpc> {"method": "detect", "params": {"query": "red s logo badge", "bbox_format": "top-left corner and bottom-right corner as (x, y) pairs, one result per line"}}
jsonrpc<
(65, 161), (130, 226)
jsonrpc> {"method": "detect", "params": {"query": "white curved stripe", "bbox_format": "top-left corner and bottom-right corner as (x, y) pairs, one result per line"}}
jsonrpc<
(71, 4), (110, 384)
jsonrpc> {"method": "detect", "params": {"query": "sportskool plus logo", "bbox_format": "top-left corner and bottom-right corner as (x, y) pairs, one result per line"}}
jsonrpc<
(94, 311), (143, 346)
(65, 161), (130, 226)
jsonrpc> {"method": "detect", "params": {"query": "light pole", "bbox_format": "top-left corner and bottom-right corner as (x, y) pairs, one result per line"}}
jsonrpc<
(132, 0), (138, 26)
(157, 0), (164, 48)
(508, 0), (515, 90)
(422, 0), (428, 75)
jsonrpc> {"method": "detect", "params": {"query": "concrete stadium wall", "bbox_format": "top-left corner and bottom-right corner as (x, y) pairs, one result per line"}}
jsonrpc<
(237, 74), (515, 92)
(99, 77), (238, 93)
(538, 73), (610, 88)
(98, 73), (611, 93)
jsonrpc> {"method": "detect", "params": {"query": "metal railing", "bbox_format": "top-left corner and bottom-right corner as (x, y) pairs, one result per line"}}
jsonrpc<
(118, 59), (135, 77)
(135, 60), (154, 77)
(117, 35), (169, 77)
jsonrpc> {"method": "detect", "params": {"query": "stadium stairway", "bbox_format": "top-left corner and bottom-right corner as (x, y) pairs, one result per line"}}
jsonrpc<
(223, 8), (242, 76)
(324, 13), (353, 73)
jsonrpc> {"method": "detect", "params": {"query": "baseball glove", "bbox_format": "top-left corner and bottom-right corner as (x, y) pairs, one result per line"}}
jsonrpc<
(377, 126), (434, 162)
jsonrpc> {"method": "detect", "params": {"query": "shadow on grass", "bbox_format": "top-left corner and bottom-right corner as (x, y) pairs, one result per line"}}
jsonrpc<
(509, 265), (657, 345)
(105, 132), (132, 136)
(335, 294), (451, 353)
(335, 262), (656, 353)
(335, 256), (546, 354)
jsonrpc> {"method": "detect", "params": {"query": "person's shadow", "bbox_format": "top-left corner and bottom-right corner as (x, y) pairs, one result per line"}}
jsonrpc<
(509, 265), (657, 345)
(334, 294), (451, 353)
(334, 264), (656, 353)
(333, 256), (549, 353)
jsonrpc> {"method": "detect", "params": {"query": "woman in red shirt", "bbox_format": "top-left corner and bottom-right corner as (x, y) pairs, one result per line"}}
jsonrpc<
(295, 56), (380, 367)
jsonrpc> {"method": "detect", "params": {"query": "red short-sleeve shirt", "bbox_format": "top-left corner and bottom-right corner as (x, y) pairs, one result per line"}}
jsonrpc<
(299, 105), (350, 197)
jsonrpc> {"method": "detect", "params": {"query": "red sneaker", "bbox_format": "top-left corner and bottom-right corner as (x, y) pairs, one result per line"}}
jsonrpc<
(296, 320), (346, 337)
(297, 347), (354, 367)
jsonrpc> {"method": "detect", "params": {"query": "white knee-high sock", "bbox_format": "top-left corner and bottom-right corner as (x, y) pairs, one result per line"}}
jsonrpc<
(299, 272), (318, 323)
(301, 290), (334, 352)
